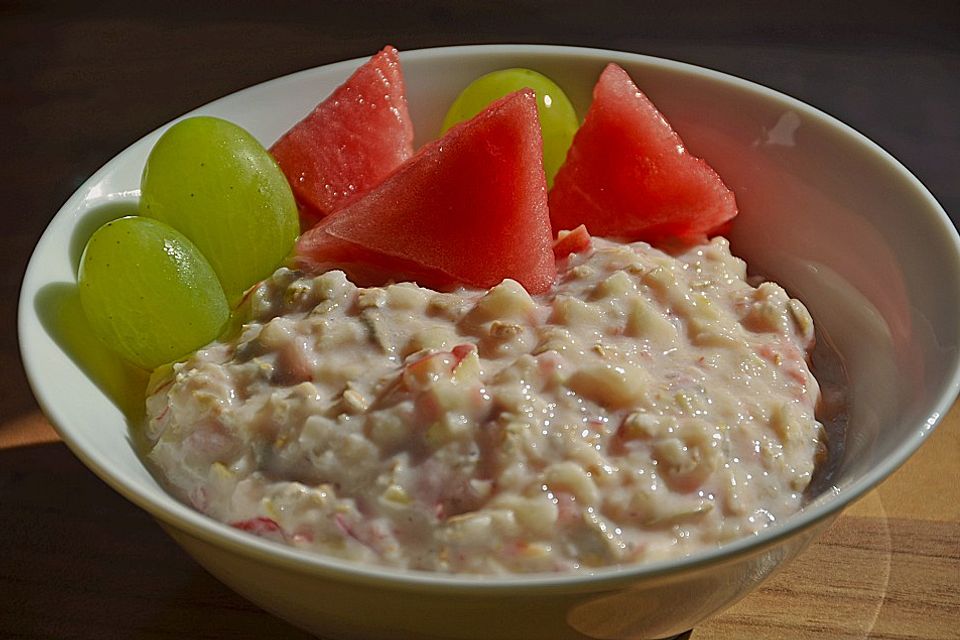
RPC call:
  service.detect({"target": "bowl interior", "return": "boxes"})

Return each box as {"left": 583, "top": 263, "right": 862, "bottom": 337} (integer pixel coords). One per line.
{"left": 19, "top": 45, "right": 960, "bottom": 584}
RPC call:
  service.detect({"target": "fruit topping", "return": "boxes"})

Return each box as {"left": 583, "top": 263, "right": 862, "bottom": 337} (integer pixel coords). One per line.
{"left": 549, "top": 63, "right": 737, "bottom": 244}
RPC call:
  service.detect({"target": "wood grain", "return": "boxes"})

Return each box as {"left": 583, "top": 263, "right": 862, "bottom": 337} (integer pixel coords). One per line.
{"left": 1, "top": 411, "right": 956, "bottom": 639}
{"left": 2, "top": 2, "right": 958, "bottom": 638}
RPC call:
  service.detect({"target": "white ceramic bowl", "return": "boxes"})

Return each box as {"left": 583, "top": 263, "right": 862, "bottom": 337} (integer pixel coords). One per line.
{"left": 19, "top": 45, "right": 960, "bottom": 640}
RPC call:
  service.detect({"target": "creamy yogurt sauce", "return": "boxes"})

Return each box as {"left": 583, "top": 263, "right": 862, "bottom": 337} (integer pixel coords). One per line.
{"left": 146, "top": 237, "right": 824, "bottom": 573}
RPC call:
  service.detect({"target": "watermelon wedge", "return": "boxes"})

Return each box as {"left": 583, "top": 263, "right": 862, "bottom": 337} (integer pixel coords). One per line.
{"left": 296, "top": 89, "right": 556, "bottom": 294}
{"left": 270, "top": 46, "right": 414, "bottom": 227}
{"left": 549, "top": 63, "right": 737, "bottom": 243}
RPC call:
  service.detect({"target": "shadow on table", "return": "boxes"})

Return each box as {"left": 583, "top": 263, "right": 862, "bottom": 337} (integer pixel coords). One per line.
{"left": 0, "top": 441, "right": 313, "bottom": 639}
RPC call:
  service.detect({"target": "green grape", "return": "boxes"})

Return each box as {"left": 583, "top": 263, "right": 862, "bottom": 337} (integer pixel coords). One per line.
{"left": 441, "top": 68, "right": 579, "bottom": 187}
{"left": 140, "top": 116, "right": 299, "bottom": 304}
{"left": 78, "top": 216, "right": 229, "bottom": 370}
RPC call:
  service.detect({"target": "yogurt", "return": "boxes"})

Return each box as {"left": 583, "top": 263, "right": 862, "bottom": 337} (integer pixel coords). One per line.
{"left": 146, "top": 237, "right": 824, "bottom": 573}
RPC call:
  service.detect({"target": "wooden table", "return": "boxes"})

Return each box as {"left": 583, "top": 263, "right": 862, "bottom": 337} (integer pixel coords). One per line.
{"left": 2, "top": 2, "right": 958, "bottom": 638}
{"left": 2, "top": 393, "right": 957, "bottom": 639}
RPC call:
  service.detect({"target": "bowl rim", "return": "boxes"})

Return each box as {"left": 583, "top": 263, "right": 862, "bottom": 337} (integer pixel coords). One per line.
{"left": 19, "top": 42, "right": 960, "bottom": 592}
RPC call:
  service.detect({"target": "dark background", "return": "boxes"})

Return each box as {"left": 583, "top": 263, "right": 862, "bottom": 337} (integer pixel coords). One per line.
{"left": 1, "top": 1, "right": 957, "bottom": 637}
